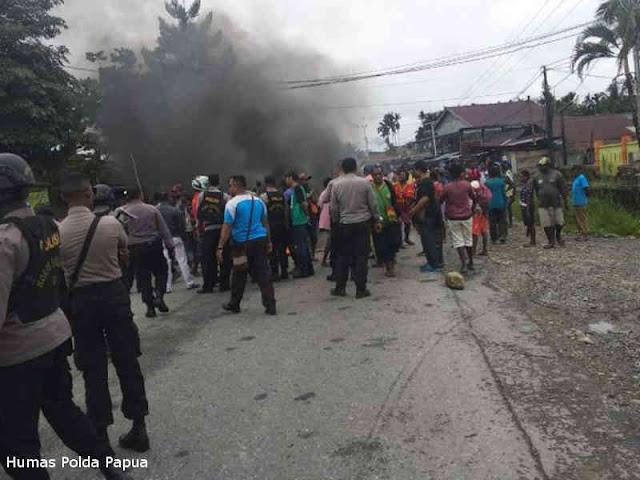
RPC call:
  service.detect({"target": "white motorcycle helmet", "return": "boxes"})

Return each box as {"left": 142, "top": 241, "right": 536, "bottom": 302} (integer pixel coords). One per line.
{"left": 191, "top": 175, "right": 209, "bottom": 192}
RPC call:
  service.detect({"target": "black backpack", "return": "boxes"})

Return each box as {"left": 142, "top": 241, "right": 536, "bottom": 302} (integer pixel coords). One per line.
{"left": 266, "top": 191, "right": 286, "bottom": 226}
{"left": 197, "top": 191, "right": 226, "bottom": 224}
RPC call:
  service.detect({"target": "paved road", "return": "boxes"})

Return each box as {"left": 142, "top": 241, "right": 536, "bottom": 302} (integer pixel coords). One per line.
{"left": 6, "top": 243, "right": 592, "bottom": 480}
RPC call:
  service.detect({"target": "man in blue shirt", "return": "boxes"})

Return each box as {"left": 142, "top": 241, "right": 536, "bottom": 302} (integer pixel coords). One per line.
{"left": 571, "top": 166, "right": 590, "bottom": 238}
{"left": 216, "top": 175, "right": 276, "bottom": 315}
{"left": 485, "top": 165, "right": 508, "bottom": 244}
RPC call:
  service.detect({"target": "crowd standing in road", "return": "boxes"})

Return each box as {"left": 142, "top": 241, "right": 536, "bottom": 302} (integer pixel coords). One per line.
{"left": 0, "top": 150, "right": 586, "bottom": 480}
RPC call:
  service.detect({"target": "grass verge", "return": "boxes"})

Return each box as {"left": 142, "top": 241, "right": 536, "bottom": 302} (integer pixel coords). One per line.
{"left": 514, "top": 195, "right": 640, "bottom": 237}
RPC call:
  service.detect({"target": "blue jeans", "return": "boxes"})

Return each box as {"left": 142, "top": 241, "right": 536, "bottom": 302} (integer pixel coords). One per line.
{"left": 418, "top": 217, "right": 444, "bottom": 268}
{"left": 291, "top": 225, "right": 312, "bottom": 274}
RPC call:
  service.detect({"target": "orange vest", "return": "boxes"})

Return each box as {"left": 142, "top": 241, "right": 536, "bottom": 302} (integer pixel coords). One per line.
{"left": 393, "top": 181, "right": 416, "bottom": 211}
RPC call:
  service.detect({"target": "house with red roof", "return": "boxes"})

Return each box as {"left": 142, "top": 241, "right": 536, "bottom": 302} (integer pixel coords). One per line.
{"left": 415, "top": 100, "right": 636, "bottom": 173}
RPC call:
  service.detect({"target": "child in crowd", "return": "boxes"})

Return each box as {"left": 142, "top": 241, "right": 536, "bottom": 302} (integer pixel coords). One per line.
{"left": 471, "top": 180, "right": 489, "bottom": 256}
{"left": 519, "top": 169, "right": 536, "bottom": 247}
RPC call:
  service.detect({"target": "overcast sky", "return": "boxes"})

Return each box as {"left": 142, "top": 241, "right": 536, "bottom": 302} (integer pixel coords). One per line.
{"left": 58, "top": 0, "right": 619, "bottom": 150}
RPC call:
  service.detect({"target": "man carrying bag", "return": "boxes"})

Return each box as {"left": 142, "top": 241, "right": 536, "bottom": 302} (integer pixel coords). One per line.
{"left": 59, "top": 173, "right": 150, "bottom": 455}
{"left": 216, "top": 175, "right": 276, "bottom": 315}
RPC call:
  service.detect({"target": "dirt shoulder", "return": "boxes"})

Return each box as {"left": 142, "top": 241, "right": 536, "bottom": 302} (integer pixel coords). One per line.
{"left": 484, "top": 227, "right": 640, "bottom": 478}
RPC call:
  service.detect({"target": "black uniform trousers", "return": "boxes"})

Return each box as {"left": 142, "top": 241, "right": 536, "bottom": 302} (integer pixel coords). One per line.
{"left": 69, "top": 279, "right": 148, "bottom": 429}
{"left": 0, "top": 341, "right": 113, "bottom": 479}
{"left": 269, "top": 225, "right": 289, "bottom": 278}
{"left": 335, "top": 220, "right": 371, "bottom": 292}
{"left": 202, "top": 229, "right": 231, "bottom": 291}
{"left": 372, "top": 222, "right": 402, "bottom": 263}
{"left": 230, "top": 237, "right": 276, "bottom": 309}
{"left": 128, "top": 238, "right": 167, "bottom": 306}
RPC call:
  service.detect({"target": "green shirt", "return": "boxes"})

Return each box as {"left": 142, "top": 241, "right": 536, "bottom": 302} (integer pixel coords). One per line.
{"left": 372, "top": 182, "right": 397, "bottom": 227}
{"left": 290, "top": 185, "right": 309, "bottom": 227}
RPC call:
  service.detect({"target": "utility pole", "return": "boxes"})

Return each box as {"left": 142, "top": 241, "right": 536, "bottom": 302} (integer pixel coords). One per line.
{"left": 561, "top": 111, "right": 568, "bottom": 166}
{"left": 633, "top": 47, "right": 640, "bottom": 137}
{"left": 542, "top": 66, "right": 555, "bottom": 160}
{"left": 430, "top": 122, "right": 438, "bottom": 157}
{"left": 357, "top": 123, "right": 370, "bottom": 162}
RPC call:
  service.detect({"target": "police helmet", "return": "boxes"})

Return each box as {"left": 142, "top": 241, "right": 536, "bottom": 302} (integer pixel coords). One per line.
{"left": 0, "top": 153, "right": 36, "bottom": 191}
{"left": 192, "top": 175, "right": 209, "bottom": 192}
{"left": 94, "top": 184, "right": 115, "bottom": 203}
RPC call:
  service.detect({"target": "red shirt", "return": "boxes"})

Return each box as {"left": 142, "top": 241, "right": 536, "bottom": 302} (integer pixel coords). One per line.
{"left": 440, "top": 180, "right": 475, "bottom": 220}
{"left": 393, "top": 181, "right": 415, "bottom": 212}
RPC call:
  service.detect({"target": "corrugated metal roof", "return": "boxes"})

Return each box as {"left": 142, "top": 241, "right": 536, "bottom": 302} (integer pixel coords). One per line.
{"left": 445, "top": 100, "right": 545, "bottom": 127}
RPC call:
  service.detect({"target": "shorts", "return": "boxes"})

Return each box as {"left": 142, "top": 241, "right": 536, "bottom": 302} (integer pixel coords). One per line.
{"left": 472, "top": 212, "right": 488, "bottom": 236}
{"left": 521, "top": 205, "right": 535, "bottom": 227}
{"left": 538, "top": 207, "right": 564, "bottom": 228}
{"left": 448, "top": 218, "right": 473, "bottom": 249}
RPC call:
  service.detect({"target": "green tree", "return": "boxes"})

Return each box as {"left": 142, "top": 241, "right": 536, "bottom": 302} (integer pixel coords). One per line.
{"left": 0, "top": 0, "right": 82, "bottom": 180}
{"left": 572, "top": 1, "right": 640, "bottom": 136}
{"left": 415, "top": 110, "right": 441, "bottom": 141}
{"left": 164, "top": 0, "right": 201, "bottom": 29}
{"left": 87, "top": 0, "right": 235, "bottom": 184}
{"left": 377, "top": 112, "right": 401, "bottom": 150}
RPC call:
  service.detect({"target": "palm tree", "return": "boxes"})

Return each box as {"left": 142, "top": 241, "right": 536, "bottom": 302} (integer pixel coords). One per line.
{"left": 572, "top": 0, "right": 640, "bottom": 136}
{"left": 378, "top": 112, "right": 402, "bottom": 150}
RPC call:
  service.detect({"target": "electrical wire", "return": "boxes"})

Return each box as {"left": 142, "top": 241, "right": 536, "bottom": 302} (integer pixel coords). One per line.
{"left": 513, "top": 70, "right": 544, "bottom": 99}
{"left": 284, "top": 21, "right": 593, "bottom": 87}
{"left": 481, "top": 0, "right": 571, "bottom": 93}
{"left": 552, "top": 71, "right": 574, "bottom": 89}
{"left": 319, "top": 91, "right": 521, "bottom": 110}
{"left": 287, "top": 33, "right": 585, "bottom": 89}
{"left": 461, "top": 0, "right": 556, "bottom": 100}
{"left": 550, "top": 68, "right": 621, "bottom": 80}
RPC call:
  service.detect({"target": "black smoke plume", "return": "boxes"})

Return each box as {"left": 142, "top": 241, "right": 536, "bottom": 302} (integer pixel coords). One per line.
{"left": 75, "top": 1, "right": 366, "bottom": 190}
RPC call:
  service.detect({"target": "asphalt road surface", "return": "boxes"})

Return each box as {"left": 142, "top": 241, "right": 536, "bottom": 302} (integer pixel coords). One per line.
{"left": 3, "top": 242, "right": 614, "bottom": 480}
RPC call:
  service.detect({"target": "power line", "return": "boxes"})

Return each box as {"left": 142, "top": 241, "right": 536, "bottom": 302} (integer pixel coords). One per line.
{"left": 513, "top": 70, "right": 543, "bottom": 99}
{"left": 320, "top": 91, "right": 521, "bottom": 110}
{"left": 461, "top": 0, "right": 556, "bottom": 100}
{"left": 549, "top": 0, "right": 588, "bottom": 31}
{"left": 481, "top": 0, "right": 570, "bottom": 93}
{"left": 552, "top": 71, "right": 574, "bottom": 89}
{"left": 284, "top": 21, "right": 593, "bottom": 88}
{"left": 550, "top": 68, "right": 620, "bottom": 80}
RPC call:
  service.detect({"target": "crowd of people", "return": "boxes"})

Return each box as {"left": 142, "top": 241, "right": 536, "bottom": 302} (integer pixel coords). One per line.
{"left": 0, "top": 151, "right": 590, "bottom": 480}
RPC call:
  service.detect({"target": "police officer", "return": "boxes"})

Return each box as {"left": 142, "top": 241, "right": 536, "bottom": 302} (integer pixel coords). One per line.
{"left": 59, "top": 172, "right": 150, "bottom": 454}
{"left": 121, "top": 187, "right": 175, "bottom": 318}
{"left": 195, "top": 174, "right": 231, "bottom": 293}
{"left": 93, "top": 183, "right": 117, "bottom": 217}
{"left": 260, "top": 176, "right": 289, "bottom": 281}
{"left": 0, "top": 154, "right": 130, "bottom": 480}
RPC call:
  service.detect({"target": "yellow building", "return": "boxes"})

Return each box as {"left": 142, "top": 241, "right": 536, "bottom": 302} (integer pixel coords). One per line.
{"left": 594, "top": 135, "right": 639, "bottom": 176}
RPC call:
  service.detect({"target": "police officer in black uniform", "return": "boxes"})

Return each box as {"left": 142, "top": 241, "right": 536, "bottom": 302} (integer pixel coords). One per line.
{"left": 260, "top": 176, "right": 289, "bottom": 281}
{"left": 59, "top": 173, "right": 150, "bottom": 456}
{"left": 196, "top": 174, "right": 231, "bottom": 293}
{"left": 0, "top": 154, "right": 131, "bottom": 480}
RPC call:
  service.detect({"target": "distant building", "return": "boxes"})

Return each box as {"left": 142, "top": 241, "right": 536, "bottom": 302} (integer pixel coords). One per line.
{"left": 407, "top": 100, "right": 636, "bottom": 175}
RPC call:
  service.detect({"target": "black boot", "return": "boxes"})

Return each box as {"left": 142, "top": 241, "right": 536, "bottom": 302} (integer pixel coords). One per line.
{"left": 355, "top": 289, "right": 371, "bottom": 299}
{"left": 222, "top": 302, "right": 241, "bottom": 314}
{"left": 555, "top": 225, "right": 565, "bottom": 247}
{"left": 145, "top": 304, "right": 156, "bottom": 318}
{"left": 330, "top": 287, "right": 346, "bottom": 297}
{"left": 154, "top": 296, "right": 169, "bottom": 313}
{"left": 95, "top": 425, "right": 116, "bottom": 458}
{"left": 264, "top": 303, "right": 277, "bottom": 315}
{"left": 543, "top": 227, "right": 555, "bottom": 249}
{"left": 118, "top": 418, "right": 150, "bottom": 453}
